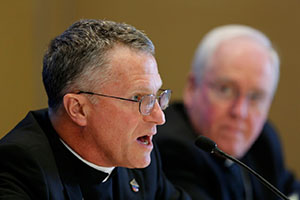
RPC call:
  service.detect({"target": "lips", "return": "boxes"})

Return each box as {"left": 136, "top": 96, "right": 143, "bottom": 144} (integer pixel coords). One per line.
{"left": 136, "top": 133, "right": 156, "bottom": 148}
{"left": 136, "top": 128, "right": 156, "bottom": 148}
{"left": 222, "top": 123, "right": 246, "bottom": 133}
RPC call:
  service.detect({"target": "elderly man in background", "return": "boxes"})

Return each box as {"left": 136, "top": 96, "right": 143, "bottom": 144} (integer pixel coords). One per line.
{"left": 155, "top": 24, "right": 300, "bottom": 200}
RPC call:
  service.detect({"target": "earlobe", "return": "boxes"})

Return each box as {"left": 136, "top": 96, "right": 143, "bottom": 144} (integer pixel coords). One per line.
{"left": 63, "top": 94, "right": 87, "bottom": 126}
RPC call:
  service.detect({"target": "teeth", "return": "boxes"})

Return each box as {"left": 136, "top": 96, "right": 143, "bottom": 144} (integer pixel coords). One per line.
{"left": 139, "top": 136, "right": 149, "bottom": 145}
{"left": 141, "top": 140, "right": 149, "bottom": 145}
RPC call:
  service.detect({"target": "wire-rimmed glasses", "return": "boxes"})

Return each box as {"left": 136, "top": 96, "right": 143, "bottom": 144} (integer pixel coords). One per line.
{"left": 77, "top": 89, "right": 171, "bottom": 116}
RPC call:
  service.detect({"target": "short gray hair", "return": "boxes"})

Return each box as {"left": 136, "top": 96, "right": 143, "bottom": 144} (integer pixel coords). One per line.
{"left": 192, "top": 24, "right": 280, "bottom": 90}
{"left": 42, "top": 19, "right": 154, "bottom": 110}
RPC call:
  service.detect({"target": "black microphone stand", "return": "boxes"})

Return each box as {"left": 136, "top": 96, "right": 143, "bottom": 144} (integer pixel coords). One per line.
{"left": 212, "top": 145, "right": 290, "bottom": 200}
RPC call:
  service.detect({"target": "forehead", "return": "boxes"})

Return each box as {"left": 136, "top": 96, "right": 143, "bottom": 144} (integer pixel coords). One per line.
{"left": 205, "top": 38, "right": 276, "bottom": 91}
{"left": 105, "top": 45, "right": 162, "bottom": 92}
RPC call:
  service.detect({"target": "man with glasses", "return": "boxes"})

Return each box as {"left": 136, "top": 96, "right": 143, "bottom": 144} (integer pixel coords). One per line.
{"left": 0, "top": 19, "right": 190, "bottom": 200}
{"left": 155, "top": 25, "right": 300, "bottom": 199}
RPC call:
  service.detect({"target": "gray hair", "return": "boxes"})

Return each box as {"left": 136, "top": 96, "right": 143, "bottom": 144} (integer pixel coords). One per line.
{"left": 42, "top": 19, "right": 155, "bottom": 110}
{"left": 191, "top": 24, "right": 280, "bottom": 90}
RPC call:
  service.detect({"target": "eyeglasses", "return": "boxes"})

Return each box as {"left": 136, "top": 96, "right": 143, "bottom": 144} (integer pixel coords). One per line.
{"left": 205, "top": 81, "right": 267, "bottom": 107}
{"left": 77, "top": 89, "right": 172, "bottom": 116}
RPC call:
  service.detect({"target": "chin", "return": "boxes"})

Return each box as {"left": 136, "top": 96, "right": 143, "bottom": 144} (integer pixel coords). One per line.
{"left": 132, "top": 157, "right": 151, "bottom": 169}
{"left": 219, "top": 145, "right": 237, "bottom": 157}
{"left": 226, "top": 147, "right": 246, "bottom": 159}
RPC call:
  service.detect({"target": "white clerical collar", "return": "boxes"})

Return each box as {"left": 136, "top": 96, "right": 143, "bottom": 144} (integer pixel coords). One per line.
{"left": 60, "top": 139, "right": 115, "bottom": 182}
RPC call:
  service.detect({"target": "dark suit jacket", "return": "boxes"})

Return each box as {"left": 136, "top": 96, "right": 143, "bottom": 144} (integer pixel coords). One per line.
{"left": 155, "top": 103, "right": 300, "bottom": 200}
{"left": 0, "top": 109, "right": 191, "bottom": 200}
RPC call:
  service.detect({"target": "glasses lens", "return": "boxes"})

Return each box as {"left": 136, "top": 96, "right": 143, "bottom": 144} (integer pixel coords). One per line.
{"left": 140, "top": 95, "right": 156, "bottom": 115}
{"left": 159, "top": 90, "right": 171, "bottom": 110}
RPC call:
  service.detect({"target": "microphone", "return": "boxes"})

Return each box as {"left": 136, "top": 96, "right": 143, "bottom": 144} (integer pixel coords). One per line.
{"left": 195, "top": 135, "right": 290, "bottom": 200}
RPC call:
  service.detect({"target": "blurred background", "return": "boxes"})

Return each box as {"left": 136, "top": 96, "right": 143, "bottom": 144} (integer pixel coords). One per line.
{"left": 1, "top": 0, "right": 300, "bottom": 176}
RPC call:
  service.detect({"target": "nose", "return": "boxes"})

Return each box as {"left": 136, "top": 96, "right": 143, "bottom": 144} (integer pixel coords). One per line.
{"left": 230, "top": 96, "right": 249, "bottom": 119}
{"left": 143, "top": 100, "right": 166, "bottom": 125}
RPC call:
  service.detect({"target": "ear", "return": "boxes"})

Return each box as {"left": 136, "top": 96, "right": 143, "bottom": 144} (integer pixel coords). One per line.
{"left": 183, "top": 73, "right": 197, "bottom": 108}
{"left": 63, "top": 93, "right": 88, "bottom": 126}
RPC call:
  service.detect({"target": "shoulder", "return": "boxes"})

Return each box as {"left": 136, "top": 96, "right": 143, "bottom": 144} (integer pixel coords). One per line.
{"left": 0, "top": 109, "right": 56, "bottom": 167}
{"left": 156, "top": 102, "right": 196, "bottom": 144}
{"left": 244, "top": 121, "right": 286, "bottom": 178}
{"left": 155, "top": 102, "right": 209, "bottom": 171}
{"left": 249, "top": 121, "right": 282, "bottom": 156}
{"left": 1, "top": 109, "right": 49, "bottom": 144}
{"left": 0, "top": 109, "right": 63, "bottom": 199}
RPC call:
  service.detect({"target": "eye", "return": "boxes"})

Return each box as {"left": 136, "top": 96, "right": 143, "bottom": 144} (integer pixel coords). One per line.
{"left": 132, "top": 95, "right": 142, "bottom": 101}
{"left": 215, "top": 83, "right": 235, "bottom": 98}
{"left": 248, "top": 92, "right": 264, "bottom": 103}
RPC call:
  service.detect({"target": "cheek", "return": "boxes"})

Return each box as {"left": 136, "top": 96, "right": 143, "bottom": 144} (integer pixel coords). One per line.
{"left": 198, "top": 97, "right": 227, "bottom": 129}
{"left": 93, "top": 102, "right": 139, "bottom": 141}
{"left": 240, "top": 109, "right": 268, "bottom": 154}
{"left": 105, "top": 109, "right": 139, "bottom": 135}
{"left": 95, "top": 106, "right": 141, "bottom": 157}
{"left": 189, "top": 92, "right": 219, "bottom": 136}
{"left": 248, "top": 114, "right": 266, "bottom": 139}
{"left": 248, "top": 103, "right": 270, "bottom": 134}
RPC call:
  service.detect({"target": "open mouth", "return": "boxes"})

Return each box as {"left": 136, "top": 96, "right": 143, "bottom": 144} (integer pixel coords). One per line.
{"left": 137, "top": 135, "right": 151, "bottom": 145}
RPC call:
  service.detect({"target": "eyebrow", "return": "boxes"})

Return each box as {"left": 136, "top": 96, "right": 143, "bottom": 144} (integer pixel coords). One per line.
{"left": 131, "top": 85, "right": 163, "bottom": 94}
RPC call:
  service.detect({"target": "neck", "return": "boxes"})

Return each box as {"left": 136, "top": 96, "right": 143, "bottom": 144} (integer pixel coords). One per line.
{"left": 49, "top": 107, "right": 82, "bottom": 155}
